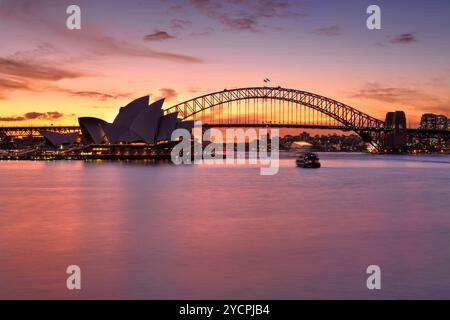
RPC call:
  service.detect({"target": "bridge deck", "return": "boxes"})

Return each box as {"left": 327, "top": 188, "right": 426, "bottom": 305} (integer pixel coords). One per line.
{"left": 1, "top": 125, "right": 448, "bottom": 138}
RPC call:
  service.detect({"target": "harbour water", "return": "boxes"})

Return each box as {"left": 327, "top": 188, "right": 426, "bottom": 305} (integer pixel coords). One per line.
{"left": 0, "top": 153, "right": 449, "bottom": 299}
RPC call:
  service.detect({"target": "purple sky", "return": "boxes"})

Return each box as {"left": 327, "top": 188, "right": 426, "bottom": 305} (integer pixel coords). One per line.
{"left": 0, "top": 0, "right": 449, "bottom": 126}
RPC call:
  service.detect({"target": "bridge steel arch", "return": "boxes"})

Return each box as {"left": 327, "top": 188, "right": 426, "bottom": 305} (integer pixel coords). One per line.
{"left": 165, "top": 87, "right": 385, "bottom": 146}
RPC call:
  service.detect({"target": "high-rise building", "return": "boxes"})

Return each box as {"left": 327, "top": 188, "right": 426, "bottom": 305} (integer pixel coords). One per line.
{"left": 420, "top": 114, "right": 435, "bottom": 129}
{"left": 436, "top": 115, "right": 448, "bottom": 130}
{"left": 420, "top": 113, "right": 448, "bottom": 130}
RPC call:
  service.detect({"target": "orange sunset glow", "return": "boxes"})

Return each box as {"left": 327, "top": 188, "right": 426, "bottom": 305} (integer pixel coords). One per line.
{"left": 1, "top": 0, "right": 450, "bottom": 303}
{"left": 0, "top": 0, "right": 449, "bottom": 128}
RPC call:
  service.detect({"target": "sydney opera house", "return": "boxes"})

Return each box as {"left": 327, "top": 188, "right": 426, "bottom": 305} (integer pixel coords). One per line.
{"left": 40, "top": 96, "right": 194, "bottom": 148}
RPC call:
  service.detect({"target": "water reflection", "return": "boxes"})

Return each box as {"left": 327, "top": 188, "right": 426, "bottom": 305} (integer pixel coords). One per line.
{"left": 0, "top": 154, "right": 449, "bottom": 299}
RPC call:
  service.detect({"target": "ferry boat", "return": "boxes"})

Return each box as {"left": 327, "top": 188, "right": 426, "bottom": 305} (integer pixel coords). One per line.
{"left": 296, "top": 152, "right": 321, "bottom": 168}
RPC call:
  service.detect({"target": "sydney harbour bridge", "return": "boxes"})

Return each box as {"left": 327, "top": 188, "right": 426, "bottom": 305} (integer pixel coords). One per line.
{"left": 1, "top": 87, "right": 448, "bottom": 150}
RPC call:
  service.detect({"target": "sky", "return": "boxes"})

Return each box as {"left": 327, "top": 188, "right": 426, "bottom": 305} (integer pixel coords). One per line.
{"left": 0, "top": 0, "right": 449, "bottom": 127}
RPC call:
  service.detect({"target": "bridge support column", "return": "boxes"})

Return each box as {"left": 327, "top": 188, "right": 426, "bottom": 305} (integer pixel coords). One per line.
{"left": 383, "top": 111, "right": 407, "bottom": 152}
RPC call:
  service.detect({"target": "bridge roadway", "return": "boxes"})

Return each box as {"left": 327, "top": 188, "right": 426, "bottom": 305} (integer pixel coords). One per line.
{"left": 0, "top": 125, "right": 448, "bottom": 139}
{"left": 0, "top": 126, "right": 81, "bottom": 137}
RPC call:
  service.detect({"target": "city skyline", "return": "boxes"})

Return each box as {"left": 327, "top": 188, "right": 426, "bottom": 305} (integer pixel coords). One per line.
{"left": 1, "top": 1, "right": 450, "bottom": 302}
{"left": 0, "top": 0, "right": 449, "bottom": 127}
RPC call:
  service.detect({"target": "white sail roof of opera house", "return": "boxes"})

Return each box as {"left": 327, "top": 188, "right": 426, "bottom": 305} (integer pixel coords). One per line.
{"left": 78, "top": 96, "right": 195, "bottom": 145}
{"left": 39, "top": 130, "right": 78, "bottom": 147}
{"left": 156, "top": 111, "right": 179, "bottom": 141}
{"left": 129, "top": 98, "right": 164, "bottom": 145}
{"left": 113, "top": 96, "right": 150, "bottom": 128}
{"left": 78, "top": 117, "right": 108, "bottom": 144}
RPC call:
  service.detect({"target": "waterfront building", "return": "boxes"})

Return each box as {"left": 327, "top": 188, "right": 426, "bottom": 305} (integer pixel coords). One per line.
{"left": 420, "top": 114, "right": 448, "bottom": 130}
{"left": 436, "top": 115, "right": 448, "bottom": 130}
{"left": 39, "top": 130, "right": 78, "bottom": 148}
{"left": 78, "top": 96, "right": 194, "bottom": 146}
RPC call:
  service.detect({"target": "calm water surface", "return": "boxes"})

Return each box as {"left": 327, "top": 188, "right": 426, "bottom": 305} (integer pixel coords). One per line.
{"left": 0, "top": 153, "right": 449, "bottom": 299}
